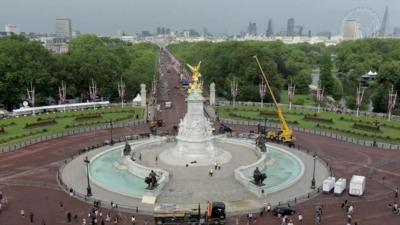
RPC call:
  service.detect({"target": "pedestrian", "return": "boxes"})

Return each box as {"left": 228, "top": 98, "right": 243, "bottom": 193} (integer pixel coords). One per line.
{"left": 105, "top": 214, "right": 111, "bottom": 222}
{"left": 347, "top": 214, "right": 352, "bottom": 223}
{"left": 267, "top": 203, "right": 271, "bottom": 214}
{"left": 298, "top": 213, "right": 303, "bottom": 224}
{"left": 395, "top": 187, "right": 399, "bottom": 198}
{"left": 74, "top": 214, "right": 79, "bottom": 222}
{"left": 131, "top": 215, "right": 136, "bottom": 225}
{"left": 67, "top": 212, "right": 72, "bottom": 222}
{"left": 214, "top": 161, "right": 218, "bottom": 170}
{"left": 287, "top": 219, "right": 294, "bottom": 225}
{"left": 59, "top": 201, "right": 64, "bottom": 209}
{"left": 136, "top": 206, "right": 139, "bottom": 213}
{"left": 82, "top": 218, "right": 86, "bottom": 225}
{"left": 113, "top": 216, "right": 118, "bottom": 224}
{"left": 30, "top": 212, "right": 34, "bottom": 223}
{"left": 348, "top": 205, "right": 354, "bottom": 215}
{"left": 20, "top": 209, "right": 25, "bottom": 218}
{"left": 209, "top": 168, "right": 214, "bottom": 176}
{"left": 101, "top": 219, "right": 105, "bottom": 225}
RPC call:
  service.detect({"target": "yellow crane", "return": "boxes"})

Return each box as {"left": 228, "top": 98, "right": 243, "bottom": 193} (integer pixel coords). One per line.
{"left": 253, "top": 55, "right": 295, "bottom": 146}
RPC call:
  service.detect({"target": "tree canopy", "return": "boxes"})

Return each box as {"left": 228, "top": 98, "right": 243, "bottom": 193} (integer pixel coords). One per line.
{"left": 0, "top": 35, "right": 159, "bottom": 110}
{"left": 168, "top": 41, "right": 317, "bottom": 102}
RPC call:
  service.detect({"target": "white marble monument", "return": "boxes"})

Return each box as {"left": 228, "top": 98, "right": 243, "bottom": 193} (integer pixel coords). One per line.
{"left": 159, "top": 63, "right": 231, "bottom": 166}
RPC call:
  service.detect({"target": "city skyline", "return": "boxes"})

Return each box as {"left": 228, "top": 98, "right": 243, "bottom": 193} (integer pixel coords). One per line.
{"left": 0, "top": 0, "right": 399, "bottom": 36}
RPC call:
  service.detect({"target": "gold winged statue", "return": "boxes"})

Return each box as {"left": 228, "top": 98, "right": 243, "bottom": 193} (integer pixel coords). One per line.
{"left": 187, "top": 61, "right": 202, "bottom": 93}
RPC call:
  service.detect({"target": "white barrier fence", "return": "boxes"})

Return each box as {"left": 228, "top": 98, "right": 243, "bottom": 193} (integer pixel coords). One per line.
{"left": 217, "top": 100, "right": 400, "bottom": 121}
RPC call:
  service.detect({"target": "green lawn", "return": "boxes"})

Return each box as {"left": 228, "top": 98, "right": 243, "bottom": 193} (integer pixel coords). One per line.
{"left": 0, "top": 107, "right": 144, "bottom": 146}
{"left": 217, "top": 105, "right": 400, "bottom": 144}
{"left": 279, "top": 90, "right": 317, "bottom": 106}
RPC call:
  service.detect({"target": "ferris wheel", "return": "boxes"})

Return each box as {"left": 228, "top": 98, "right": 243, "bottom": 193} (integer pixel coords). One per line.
{"left": 341, "top": 6, "right": 381, "bottom": 38}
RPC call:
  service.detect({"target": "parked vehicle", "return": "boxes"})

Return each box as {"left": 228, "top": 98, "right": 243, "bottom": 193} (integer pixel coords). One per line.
{"left": 349, "top": 175, "right": 366, "bottom": 196}
{"left": 322, "top": 177, "right": 336, "bottom": 193}
{"left": 272, "top": 206, "right": 296, "bottom": 216}
{"left": 334, "top": 178, "right": 347, "bottom": 195}
{"left": 154, "top": 202, "right": 226, "bottom": 225}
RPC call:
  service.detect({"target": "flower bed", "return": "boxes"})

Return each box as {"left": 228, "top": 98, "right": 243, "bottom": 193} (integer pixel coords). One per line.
{"left": 353, "top": 122, "right": 381, "bottom": 132}
{"left": 260, "top": 111, "right": 278, "bottom": 116}
{"left": 0, "top": 128, "right": 48, "bottom": 144}
{"left": 303, "top": 115, "right": 333, "bottom": 124}
{"left": 25, "top": 119, "right": 57, "bottom": 129}
{"left": 75, "top": 114, "right": 102, "bottom": 121}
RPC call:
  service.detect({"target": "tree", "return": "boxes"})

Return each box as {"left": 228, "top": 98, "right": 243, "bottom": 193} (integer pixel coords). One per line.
{"left": 293, "top": 70, "right": 312, "bottom": 94}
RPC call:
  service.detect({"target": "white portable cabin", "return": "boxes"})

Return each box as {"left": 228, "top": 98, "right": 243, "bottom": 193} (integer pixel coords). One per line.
{"left": 322, "top": 176, "right": 336, "bottom": 193}
{"left": 334, "top": 178, "right": 347, "bottom": 195}
{"left": 349, "top": 175, "right": 366, "bottom": 196}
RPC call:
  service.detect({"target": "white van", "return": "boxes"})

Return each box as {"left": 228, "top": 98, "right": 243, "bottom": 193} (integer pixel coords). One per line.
{"left": 334, "top": 178, "right": 347, "bottom": 195}
{"left": 322, "top": 177, "right": 336, "bottom": 193}
{"left": 349, "top": 175, "right": 366, "bottom": 196}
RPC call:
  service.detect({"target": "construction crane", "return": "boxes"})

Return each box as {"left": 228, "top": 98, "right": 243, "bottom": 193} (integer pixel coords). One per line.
{"left": 253, "top": 55, "right": 295, "bottom": 146}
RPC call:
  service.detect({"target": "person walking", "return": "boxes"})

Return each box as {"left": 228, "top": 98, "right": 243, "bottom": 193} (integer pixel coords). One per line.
{"left": 67, "top": 211, "right": 72, "bottom": 223}
{"left": 209, "top": 168, "right": 214, "bottom": 177}
{"left": 298, "top": 213, "right": 303, "bottom": 224}
{"left": 20, "top": 209, "right": 25, "bottom": 218}
{"left": 131, "top": 215, "right": 136, "bottom": 225}
{"left": 29, "top": 212, "right": 34, "bottom": 223}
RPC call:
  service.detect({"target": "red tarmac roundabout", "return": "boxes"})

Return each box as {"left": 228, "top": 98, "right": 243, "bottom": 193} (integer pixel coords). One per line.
{"left": 0, "top": 123, "right": 399, "bottom": 225}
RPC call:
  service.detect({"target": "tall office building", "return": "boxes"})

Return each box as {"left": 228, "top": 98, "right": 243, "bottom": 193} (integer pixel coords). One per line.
{"left": 294, "top": 25, "right": 303, "bottom": 36}
{"left": 266, "top": 19, "right": 273, "bottom": 37}
{"left": 56, "top": 18, "right": 72, "bottom": 38}
{"left": 286, "top": 18, "right": 295, "bottom": 37}
{"left": 342, "top": 19, "right": 362, "bottom": 40}
{"left": 379, "top": 6, "right": 389, "bottom": 37}
{"left": 247, "top": 22, "right": 257, "bottom": 36}
{"left": 5, "top": 24, "right": 19, "bottom": 35}
{"left": 393, "top": 27, "right": 400, "bottom": 37}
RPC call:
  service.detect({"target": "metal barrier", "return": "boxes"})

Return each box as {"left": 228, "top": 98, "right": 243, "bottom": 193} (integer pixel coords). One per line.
{"left": 0, "top": 119, "right": 146, "bottom": 154}
{"left": 217, "top": 100, "right": 400, "bottom": 121}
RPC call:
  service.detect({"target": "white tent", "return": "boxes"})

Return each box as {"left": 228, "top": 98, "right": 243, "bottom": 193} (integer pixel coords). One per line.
{"left": 133, "top": 94, "right": 142, "bottom": 102}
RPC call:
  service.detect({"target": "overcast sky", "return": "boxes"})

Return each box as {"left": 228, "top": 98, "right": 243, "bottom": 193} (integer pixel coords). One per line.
{"left": 0, "top": 0, "right": 399, "bottom": 35}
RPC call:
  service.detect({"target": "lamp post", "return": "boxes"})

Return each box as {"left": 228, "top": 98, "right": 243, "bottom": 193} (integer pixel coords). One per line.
{"left": 84, "top": 156, "right": 92, "bottom": 197}
{"left": 373, "top": 120, "right": 379, "bottom": 147}
{"left": 109, "top": 120, "right": 114, "bottom": 145}
{"left": 311, "top": 153, "right": 317, "bottom": 189}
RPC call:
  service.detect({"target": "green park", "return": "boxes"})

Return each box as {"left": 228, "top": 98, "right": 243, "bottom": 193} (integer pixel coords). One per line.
{"left": 0, "top": 107, "right": 144, "bottom": 147}
{"left": 217, "top": 105, "right": 400, "bottom": 144}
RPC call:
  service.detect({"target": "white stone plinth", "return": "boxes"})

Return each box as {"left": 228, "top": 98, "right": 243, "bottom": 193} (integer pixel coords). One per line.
{"left": 159, "top": 90, "right": 232, "bottom": 166}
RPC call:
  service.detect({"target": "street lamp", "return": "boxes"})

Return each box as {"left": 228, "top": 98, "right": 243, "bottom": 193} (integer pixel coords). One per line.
{"left": 109, "top": 120, "right": 114, "bottom": 145}
{"left": 84, "top": 156, "right": 92, "bottom": 197}
{"left": 311, "top": 153, "right": 317, "bottom": 189}
{"left": 373, "top": 120, "right": 379, "bottom": 147}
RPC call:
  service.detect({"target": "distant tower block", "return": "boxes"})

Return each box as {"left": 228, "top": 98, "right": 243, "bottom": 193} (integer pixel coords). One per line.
{"left": 210, "top": 82, "right": 216, "bottom": 106}
{"left": 140, "top": 84, "right": 146, "bottom": 107}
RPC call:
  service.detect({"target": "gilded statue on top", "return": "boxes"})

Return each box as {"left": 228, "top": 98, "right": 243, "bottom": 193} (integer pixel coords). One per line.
{"left": 187, "top": 61, "right": 202, "bottom": 93}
